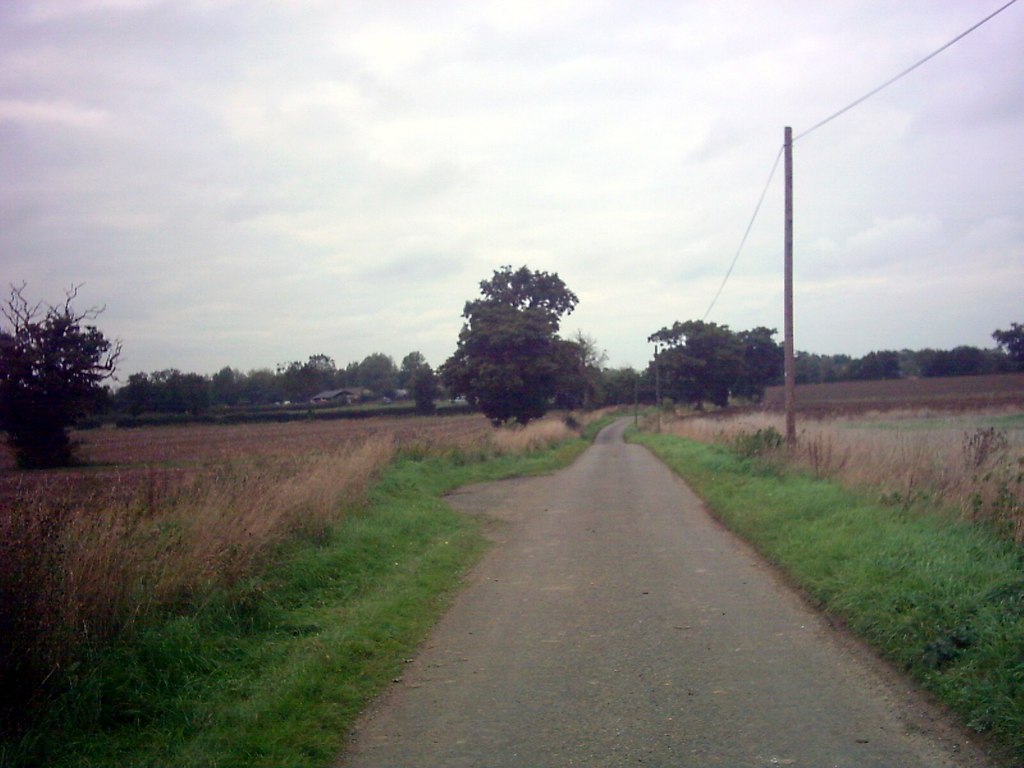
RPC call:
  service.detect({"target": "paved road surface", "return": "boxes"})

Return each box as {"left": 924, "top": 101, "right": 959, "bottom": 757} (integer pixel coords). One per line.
{"left": 339, "top": 419, "right": 993, "bottom": 767}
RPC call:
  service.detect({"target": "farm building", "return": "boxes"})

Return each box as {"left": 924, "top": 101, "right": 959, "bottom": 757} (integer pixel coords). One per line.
{"left": 309, "top": 388, "right": 371, "bottom": 404}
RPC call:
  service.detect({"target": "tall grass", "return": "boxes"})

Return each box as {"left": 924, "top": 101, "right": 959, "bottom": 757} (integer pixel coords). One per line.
{"left": 660, "top": 409, "right": 1024, "bottom": 543}
{"left": 1, "top": 438, "right": 396, "bottom": 726}
{"left": 0, "top": 413, "right": 591, "bottom": 737}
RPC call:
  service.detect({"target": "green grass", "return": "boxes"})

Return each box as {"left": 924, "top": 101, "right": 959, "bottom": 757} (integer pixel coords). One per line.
{"left": 2, "top": 433, "right": 593, "bottom": 768}
{"left": 841, "top": 411, "right": 1024, "bottom": 432}
{"left": 631, "top": 430, "right": 1024, "bottom": 764}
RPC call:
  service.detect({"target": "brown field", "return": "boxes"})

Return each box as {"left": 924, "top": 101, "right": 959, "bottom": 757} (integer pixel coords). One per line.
{"left": 658, "top": 404, "right": 1024, "bottom": 544}
{"left": 762, "top": 372, "right": 1024, "bottom": 415}
{"left": 0, "top": 414, "right": 495, "bottom": 510}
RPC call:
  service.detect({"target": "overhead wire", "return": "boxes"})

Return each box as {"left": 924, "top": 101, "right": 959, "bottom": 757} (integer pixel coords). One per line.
{"left": 701, "top": 0, "right": 1018, "bottom": 320}
{"left": 701, "top": 145, "right": 783, "bottom": 321}
{"left": 794, "top": 0, "right": 1018, "bottom": 142}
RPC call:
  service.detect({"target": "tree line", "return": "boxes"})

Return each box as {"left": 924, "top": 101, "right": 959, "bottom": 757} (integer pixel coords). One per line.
{"left": 796, "top": 340, "right": 1022, "bottom": 385}
{"left": 2, "top": 274, "right": 1022, "bottom": 468}
{"left": 115, "top": 351, "right": 437, "bottom": 415}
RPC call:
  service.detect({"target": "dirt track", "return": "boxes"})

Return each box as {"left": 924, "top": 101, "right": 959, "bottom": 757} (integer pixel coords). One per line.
{"left": 339, "top": 419, "right": 995, "bottom": 767}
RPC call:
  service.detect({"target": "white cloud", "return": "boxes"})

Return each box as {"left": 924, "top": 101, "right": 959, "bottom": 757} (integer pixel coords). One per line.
{"left": 1, "top": 0, "right": 1021, "bottom": 372}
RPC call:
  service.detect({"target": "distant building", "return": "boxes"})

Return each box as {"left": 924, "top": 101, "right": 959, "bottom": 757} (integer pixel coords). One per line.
{"left": 309, "top": 387, "right": 372, "bottom": 404}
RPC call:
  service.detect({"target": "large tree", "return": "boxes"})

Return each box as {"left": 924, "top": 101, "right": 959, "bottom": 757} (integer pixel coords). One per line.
{"left": 0, "top": 285, "right": 120, "bottom": 468}
{"left": 648, "top": 320, "right": 781, "bottom": 408}
{"left": 441, "top": 265, "right": 579, "bottom": 425}
{"left": 993, "top": 323, "right": 1024, "bottom": 369}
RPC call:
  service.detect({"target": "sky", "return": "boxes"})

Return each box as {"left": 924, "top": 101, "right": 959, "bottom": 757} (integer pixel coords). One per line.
{"left": 2, "top": 0, "right": 1022, "bottom": 376}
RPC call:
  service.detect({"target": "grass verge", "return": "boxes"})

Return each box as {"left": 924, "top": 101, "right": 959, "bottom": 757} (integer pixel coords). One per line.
{"left": 631, "top": 430, "right": 1024, "bottom": 764}
{"left": 1, "top": 430, "right": 594, "bottom": 768}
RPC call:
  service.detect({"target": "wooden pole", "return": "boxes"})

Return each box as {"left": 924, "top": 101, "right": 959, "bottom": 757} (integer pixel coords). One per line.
{"left": 784, "top": 126, "right": 796, "bottom": 449}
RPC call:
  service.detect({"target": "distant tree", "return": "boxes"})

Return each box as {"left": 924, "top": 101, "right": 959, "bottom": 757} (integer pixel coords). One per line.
{"left": 358, "top": 353, "right": 398, "bottom": 398}
{"left": 441, "top": 265, "right": 579, "bottom": 425}
{"left": 848, "top": 350, "right": 902, "bottom": 381}
{"left": 278, "top": 354, "right": 338, "bottom": 401}
{"left": 733, "top": 326, "right": 783, "bottom": 400}
{"left": 241, "top": 368, "right": 284, "bottom": 405}
{"left": 648, "top": 320, "right": 745, "bottom": 408}
{"left": 554, "top": 332, "right": 607, "bottom": 410}
{"left": 993, "top": 323, "right": 1024, "bottom": 369}
{"left": 210, "top": 366, "right": 243, "bottom": 407}
{"left": 0, "top": 284, "right": 120, "bottom": 468}
{"left": 398, "top": 351, "right": 428, "bottom": 390}
{"left": 600, "top": 366, "right": 644, "bottom": 406}
{"left": 409, "top": 363, "right": 438, "bottom": 414}
{"left": 919, "top": 346, "right": 996, "bottom": 377}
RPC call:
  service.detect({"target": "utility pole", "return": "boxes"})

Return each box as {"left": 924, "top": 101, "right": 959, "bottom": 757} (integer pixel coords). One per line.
{"left": 784, "top": 126, "right": 796, "bottom": 449}
{"left": 654, "top": 342, "right": 662, "bottom": 433}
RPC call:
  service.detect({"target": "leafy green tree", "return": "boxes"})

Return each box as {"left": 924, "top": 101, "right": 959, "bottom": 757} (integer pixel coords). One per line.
{"left": 993, "top": 323, "right": 1024, "bottom": 369}
{"left": 0, "top": 285, "right": 120, "bottom": 468}
{"left": 554, "top": 331, "right": 607, "bottom": 410}
{"left": 600, "top": 366, "right": 645, "bottom": 405}
{"left": 648, "top": 320, "right": 744, "bottom": 408}
{"left": 398, "top": 351, "right": 428, "bottom": 390}
{"left": 848, "top": 350, "right": 902, "bottom": 381}
{"left": 240, "top": 368, "right": 284, "bottom": 405}
{"left": 278, "top": 354, "right": 338, "bottom": 401}
{"left": 733, "top": 327, "right": 783, "bottom": 400}
{"left": 211, "top": 366, "right": 243, "bottom": 406}
{"left": 409, "top": 363, "right": 438, "bottom": 414}
{"left": 441, "top": 265, "right": 579, "bottom": 425}
{"left": 358, "top": 353, "right": 398, "bottom": 398}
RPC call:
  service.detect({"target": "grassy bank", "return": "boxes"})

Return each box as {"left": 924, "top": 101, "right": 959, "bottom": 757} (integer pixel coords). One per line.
{"left": 1, "top": 419, "right": 598, "bottom": 767}
{"left": 631, "top": 430, "right": 1024, "bottom": 763}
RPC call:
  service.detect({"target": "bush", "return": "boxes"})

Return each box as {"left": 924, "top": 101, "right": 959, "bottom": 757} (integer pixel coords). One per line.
{"left": 731, "top": 427, "right": 784, "bottom": 458}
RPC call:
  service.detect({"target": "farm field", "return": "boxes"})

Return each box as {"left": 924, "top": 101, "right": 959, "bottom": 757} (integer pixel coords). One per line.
{"left": 763, "top": 372, "right": 1024, "bottom": 415}
{"left": 0, "top": 411, "right": 602, "bottom": 767}
{"left": 0, "top": 412, "right": 493, "bottom": 471}
{"left": 0, "top": 413, "right": 496, "bottom": 511}
{"left": 661, "top": 402, "right": 1024, "bottom": 544}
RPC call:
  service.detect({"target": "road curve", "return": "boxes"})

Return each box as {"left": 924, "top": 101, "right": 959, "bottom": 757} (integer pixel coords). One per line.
{"left": 339, "top": 419, "right": 993, "bottom": 768}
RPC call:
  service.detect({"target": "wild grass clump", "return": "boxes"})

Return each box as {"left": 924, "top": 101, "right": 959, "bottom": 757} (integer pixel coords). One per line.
{"left": 0, "top": 437, "right": 395, "bottom": 733}
{"left": 490, "top": 417, "right": 577, "bottom": 454}
{"left": 663, "top": 409, "right": 1024, "bottom": 544}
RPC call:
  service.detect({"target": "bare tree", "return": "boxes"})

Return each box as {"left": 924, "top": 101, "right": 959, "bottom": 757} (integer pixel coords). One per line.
{"left": 0, "top": 284, "right": 121, "bottom": 468}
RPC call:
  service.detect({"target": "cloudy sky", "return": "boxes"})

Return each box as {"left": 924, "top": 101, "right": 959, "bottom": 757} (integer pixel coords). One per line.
{"left": 2, "top": 0, "right": 1021, "bottom": 376}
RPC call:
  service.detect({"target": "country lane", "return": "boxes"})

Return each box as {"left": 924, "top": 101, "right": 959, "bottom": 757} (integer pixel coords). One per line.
{"left": 338, "top": 418, "right": 993, "bottom": 768}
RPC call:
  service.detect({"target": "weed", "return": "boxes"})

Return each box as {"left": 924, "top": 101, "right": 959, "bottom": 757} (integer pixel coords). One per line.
{"left": 731, "top": 427, "right": 784, "bottom": 458}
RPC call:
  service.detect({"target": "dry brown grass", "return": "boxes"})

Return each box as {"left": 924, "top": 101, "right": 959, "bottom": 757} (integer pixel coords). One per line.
{"left": 661, "top": 409, "right": 1024, "bottom": 543}
{"left": 0, "top": 411, "right": 592, "bottom": 720}
{"left": 0, "top": 415, "right": 501, "bottom": 715}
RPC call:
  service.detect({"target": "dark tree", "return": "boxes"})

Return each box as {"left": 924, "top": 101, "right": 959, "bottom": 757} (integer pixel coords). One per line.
{"left": 398, "top": 351, "right": 428, "bottom": 390}
{"left": 733, "top": 327, "right": 784, "bottom": 400}
{"left": 648, "top": 321, "right": 781, "bottom": 408}
{"left": 848, "top": 350, "right": 902, "bottom": 381}
{"left": 409, "top": 362, "right": 438, "bottom": 414}
{"left": 357, "top": 353, "right": 398, "bottom": 398}
{"left": 649, "top": 320, "right": 744, "bottom": 408}
{"left": 441, "top": 265, "right": 579, "bottom": 425}
{"left": 0, "top": 285, "right": 120, "bottom": 468}
{"left": 993, "top": 323, "right": 1024, "bottom": 369}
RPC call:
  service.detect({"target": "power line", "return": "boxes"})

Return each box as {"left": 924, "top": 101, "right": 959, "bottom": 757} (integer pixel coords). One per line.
{"left": 794, "top": 0, "right": 1018, "bottom": 142}
{"left": 701, "top": 145, "right": 783, "bottom": 321}
{"left": 701, "top": 0, "right": 1017, "bottom": 320}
